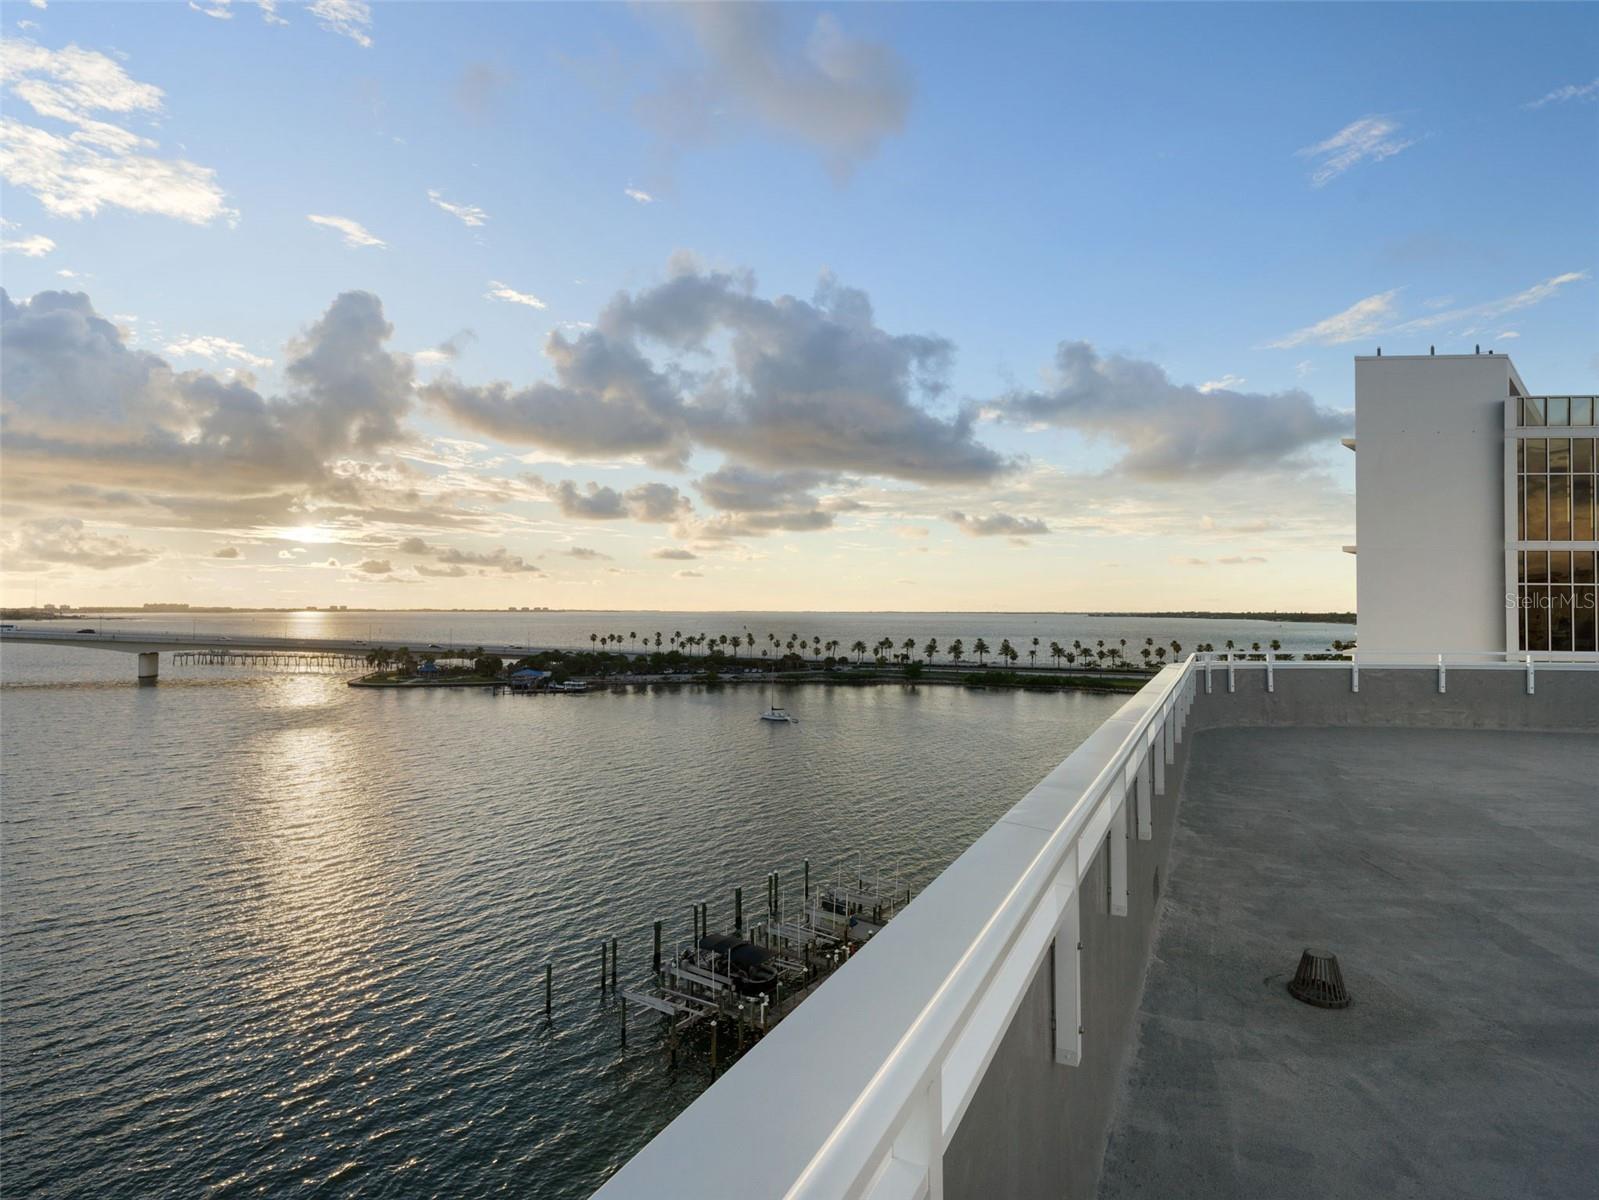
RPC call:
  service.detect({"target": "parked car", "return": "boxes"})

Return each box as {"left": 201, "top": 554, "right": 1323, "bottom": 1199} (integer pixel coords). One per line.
{"left": 76, "top": 628, "right": 96, "bottom": 634}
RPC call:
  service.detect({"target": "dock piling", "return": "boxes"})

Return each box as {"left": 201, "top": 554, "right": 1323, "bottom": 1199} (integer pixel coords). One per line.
{"left": 653, "top": 920, "right": 662, "bottom": 976}
{"left": 610, "top": 936, "right": 618, "bottom": 992}
{"left": 545, "top": 963, "right": 553, "bottom": 1019}
{"left": 735, "top": 886, "right": 743, "bottom": 933}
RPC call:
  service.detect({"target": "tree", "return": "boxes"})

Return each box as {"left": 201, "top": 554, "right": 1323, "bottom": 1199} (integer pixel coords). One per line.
{"left": 1049, "top": 641, "right": 1063, "bottom": 668}
{"left": 999, "top": 638, "right": 1014, "bottom": 666}
{"left": 1029, "top": 636, "right": 1039, "bottom": 668}
{"left": 1155, "top": 646, "right": 1167, "bottom": 663}
{"left": 851, "top": 639, "right": 867, "bottom": 663}
{"left": 1270, "top": 639, "right": 1282, "bottom": 653}
{"left": 590, "top": 633, "right": 598, "bottom": 651}
{"left": 950, "top": 638, "right": 964, "bottom": 664}
{"left": 474, "top": 653, "right": 504, "bottom": 677}
{"left": 973, "top": 638, "right": 990, "bottom": 664}
{"left": 902, "top": 637, "right": 916, "bottom": 663}
{"left": 924, "top": 637, "right": 938, "bottom": 663}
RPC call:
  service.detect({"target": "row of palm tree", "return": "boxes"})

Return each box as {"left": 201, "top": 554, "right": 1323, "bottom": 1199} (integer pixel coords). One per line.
{"left": 578, "top": 631, "right": 1308, "bottom": 671}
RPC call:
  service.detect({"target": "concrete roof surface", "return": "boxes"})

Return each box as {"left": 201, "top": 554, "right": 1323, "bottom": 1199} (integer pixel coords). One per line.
{"left": 1099, "top": 725, "right": 1599, "bottom": 1200}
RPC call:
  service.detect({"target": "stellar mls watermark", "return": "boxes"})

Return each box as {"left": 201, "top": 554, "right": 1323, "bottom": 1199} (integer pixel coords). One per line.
{"left": 1507, "top": 592, "right": 1599, "bottom": 610}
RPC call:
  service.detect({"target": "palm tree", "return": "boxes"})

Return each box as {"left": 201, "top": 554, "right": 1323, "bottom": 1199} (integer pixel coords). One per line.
{"left": 590, "top": 633, "right": 598, "bottom": 651}
{"left": 1251, "top": 642, "right": 1262, "bottom": 653}
{"left": 1269, "top": 638, "right": 1282, "bottom": 654}
{"left": 924, "top": 637, "right": 938, "bottom": 663}
{"left": 1029, "top": 637, "right": 1039, "bottom": 668}
{"left": 1049, "top": 641, "right": 1063, "bottom": 668}
{"left": 654, "top": 632, "right": 663, "bottom": 650}
{"left": 1155, "top": 646, "right": 1167, "bottom": 663}
{"left": 999, "top": 638, "right": 1014, "bottom": 666}
{"left": 1064, "top": 651, "right": 1076, "bottom": 667}
{"left": 851, "top": 639, "right": 867, "bottom": 663}
{"left": 1225, "top": 639, "right": 1235, "bottom": 652}
{"left": 1141, "top": 647, "right": 1152, "bottom": 665}
{"left": 902, "top": 636, "right": 916, "bottom": 663}
{"left": 950, "top": 638, "right": 964, "bottom": 664}
{"left": 973, "top": 637, "right": 990, "bottom": 665}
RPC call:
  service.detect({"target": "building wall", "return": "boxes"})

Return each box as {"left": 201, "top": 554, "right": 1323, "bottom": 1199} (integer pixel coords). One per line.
{"left": 1354, "top": 355, "right": 1514, "bottom": 655}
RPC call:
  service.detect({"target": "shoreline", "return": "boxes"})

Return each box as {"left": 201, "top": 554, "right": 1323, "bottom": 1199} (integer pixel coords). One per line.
{"left": 348, "top": 669, "right": 1151, "bottom": 696}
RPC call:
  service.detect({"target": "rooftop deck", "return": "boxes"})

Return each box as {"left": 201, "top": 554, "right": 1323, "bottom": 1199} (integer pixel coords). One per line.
{"left": 1100, "top": 724, "right": 1599, "bottom": 1200}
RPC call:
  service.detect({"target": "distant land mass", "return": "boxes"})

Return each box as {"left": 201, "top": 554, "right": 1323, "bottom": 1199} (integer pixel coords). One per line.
{"left": 1086, "top": 611, "right": 1356, "bottom": 624}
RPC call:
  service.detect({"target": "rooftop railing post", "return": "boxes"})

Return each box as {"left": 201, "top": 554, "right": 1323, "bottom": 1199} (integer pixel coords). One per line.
{"left": 1053, "top": 889, "right": 1082, "bottom": 1067}
{"left": 1135, "top": 749, "right": 1153, "bottom": 841}
{"left": 1352, "top": 660, "right": 1359, "bottom": 692}
{"left": 1204, "top": 653, "right": 1213, "bottom": 693}
{"left": 1226, "top": 652, "right": 1235, "bottom": 693}
{"left": 1526, "top": 652, "right": 1536, "bottom": 695}
{"left": 1110, "top": 802, "right": 1129, "bottom": 917}
{"left": 1266, "top": 649, "right": 1275, "bottom": 693}
{"left": 1437, "top": 654, "right": 1447, "bottom": 694}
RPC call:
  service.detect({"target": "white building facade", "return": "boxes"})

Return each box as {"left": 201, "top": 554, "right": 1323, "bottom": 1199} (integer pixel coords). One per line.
{"left": 1352, "top": 353, "right": 1598, "bottom": 659}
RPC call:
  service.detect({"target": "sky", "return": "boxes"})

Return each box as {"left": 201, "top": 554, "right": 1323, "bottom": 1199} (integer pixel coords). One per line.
{"left": 1, "top": 1, "right": 1595, "bottom": 612}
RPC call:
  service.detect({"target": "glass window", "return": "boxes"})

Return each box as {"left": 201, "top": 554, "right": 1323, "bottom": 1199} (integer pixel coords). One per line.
{"left": 1549, "top": 438, "right": 1571, "bottom": 473}
{"left": 1526, "top": 438, "right": 1547, "bottom": 473}
{"left": 1552, "top": 589, "right": 1576, "bottom": 653}
{"left": 1550, "top": 475, "right": 1570, "bottom": 540}
{"left": 1576, "top": 476, "right": 1595, "bottom": 542}
{"left": 1575, "top": 550, "right": 1597, "bottom": 585}
{"left": 1523, "top": 397, "right": 1545, "bottom": 426}
{"left": 1550, "top": 549, "right": 1573, "bottom": 585}
{"left": 1527, "top": 550, "right": 1549, "bottom": 584}
{"left": 1575, "top": 438, "right": 1595, "bottom": 474}
{"left": 1574, "top": 397, "right": 1595, "bottom": 426}
{"left": 1577, "top": 586, "right": 1598, "bottom": 654}
{"left": 1526, "top": 476, "right": 1547, "bottom": 540}
{"left": 1548, "top": 397, "right": 1570, "bottom": 426}
{"left": 1525, "top": 587, "right": 1549, "bottom": 651}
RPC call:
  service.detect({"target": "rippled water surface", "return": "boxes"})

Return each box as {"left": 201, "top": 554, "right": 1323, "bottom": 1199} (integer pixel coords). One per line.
{"left": 1, "top": 641, "right": 1130, "bottom": 1198}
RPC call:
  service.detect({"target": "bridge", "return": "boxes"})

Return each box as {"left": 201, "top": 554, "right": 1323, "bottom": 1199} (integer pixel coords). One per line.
{"left": 0, "top": 627, "right": 534, "bottom": 683}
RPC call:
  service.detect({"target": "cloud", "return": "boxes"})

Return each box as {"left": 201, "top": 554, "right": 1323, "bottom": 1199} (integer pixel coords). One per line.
{"left": 694, "top": 464, "right": 827, "bottom": 512}
{"left": 675, "top": 568, "right": 703, "bottom": 578}
{"left": 642, "top": 5, "right": 912, "bottom": 177}
{"left": 1297, "top": 116, "right": 1416, "bottom": 187}
{"left": 1392, "top": 271, "right": 1589, "bottom": 334}
{"left": 945, "top": 510, "right": 1050, "bottom": 538}
{"left": 307, "top": 213, "right": 385, "bottom": 248}
{"left": 190, "top": 1, "right": 232, "bottom": 19}
{"left": 1217, "top": 555, "right": 1268, "bottom": 565}
{"left": 1525, "top": 77, "right": 1599, "bottom": 109}
{"left": 164, "top": 334, "right": 271, "bottom": 369}
{"left": 415, "top": 563, "right": 467, "bottom": 578}
{"left": 309, "top": 0, "right": 372, "bottom": 47}
{"left": 213, "top": 544, "right": 240, "bottom": 558}
{"left": 1198, "top": 373, "right": 1245, "bottom": 394}
{"left": 396, "top": 536, "right": 541, "bottom": 574}
{"left": 1267, "top": 271, "right": 1588, "bottom": 349}
{"left": 536, "top": 477, "right": 693, "bottom": 523}
{"left": 565, "top": 546, "right": 610, "bottom": 560}
{"left": 0, "top": 40, "right": 236, "bottom": 223}
{"left": 431, "top": 264, "right": 1002, "bottom": 483}
{"left": 427, "top": 189, "right": 488, "bottom": 227}
{"left": 2, "top": 231, "right": 54, "bottom": 256}
{"left": 1, "top": 287, "right": 414, "bottom": 510}
{"left": 0, "top": 516, "right": 158, "bottom": 570}
{"left": 454, "top": 61, "right": 513, "bottom": 119}
{"left": 624, "top": 187, "right": 654, "bottom": 204}
{"left": 353, "top": 557, "right": 391, "bottom": 574}
{"left": 412, "top": 330, "right": 476, "bottom": 367}
{"left": 486, "top": 279, "right": 545, "bottom": 309}
{"left": 997, "top": 341, "right": 1350, "bottom": 478}
{"left": 651, "top": 547, "right": 697, "bottom": 560}
{"left": 1265, "top": 290, "right": 1402, "bottom": 348}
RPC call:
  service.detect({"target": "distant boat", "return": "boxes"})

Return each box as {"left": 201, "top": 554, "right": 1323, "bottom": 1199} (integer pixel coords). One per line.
{"left": 694, "top": 933, "right": 780, "bottom": 994}
{"left": 759, "top": 705, "right": 794, "bottom": 723}
{"left": 551, "top": 680, "right": 590, "bottom": 693}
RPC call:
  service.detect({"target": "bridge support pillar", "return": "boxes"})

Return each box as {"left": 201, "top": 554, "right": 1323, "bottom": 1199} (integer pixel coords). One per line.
{"left": 137, "top": 651, "right": 159, "bottom": 686}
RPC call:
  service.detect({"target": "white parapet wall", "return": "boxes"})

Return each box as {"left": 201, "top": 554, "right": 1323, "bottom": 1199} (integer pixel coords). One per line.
{"left": 593, "top": 659, "right": 1198, "bottom": 1200}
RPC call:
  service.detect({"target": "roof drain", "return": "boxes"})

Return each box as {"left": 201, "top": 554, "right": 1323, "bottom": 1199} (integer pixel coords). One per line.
{"left": 1288, "top": 948, "right": 1351, "bottom": 1009}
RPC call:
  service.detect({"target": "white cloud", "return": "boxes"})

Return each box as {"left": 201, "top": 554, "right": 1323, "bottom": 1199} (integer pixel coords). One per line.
{"left": 307, "top": 213, "right": 385, "bottom": 248}
{"left": 624, "top": 187, "right": 654, "bottom": 204}
{"left": 427, "top": 188, "right": 488, "bottom": 227}
{"left": 1297, "top": 116, "right": 1416, "bottom": 187}
{"left": 309, "top": 0, "right": 372, "bottom": 47}
{"left": 1525, "top": 78, "right": 1599, "bottom": 109}
{"left": 1496, "top": 331, "right": 1520, "bottom": 340}
{"left": 1, "top": 516, "right": 158, "bottom": 571}
{"left": 164, "top": 334, "right": 272, "bottom": 369}
{"left": 1265, "top": 290, "right": 1401, "bottom": 348}
{"left": 1393, "top": 271, "right": 1589, "bottom": 334}
{"left": 1, "top": 231, "right": 54, "bottom": 256}
{"left": 189, "top": 1, "right": 233, "bottom": 19}
{"left": 486, "top": 279, "right": 546, "bottom": 309}
{"left": 0, "top": 41, "right": 236, "bottom": 224}
{"left": 946, "top": 510, "right": 1050, "bottom": 538}
{"left": 1198, "top": 373, "right": 1245, "bottom": 394}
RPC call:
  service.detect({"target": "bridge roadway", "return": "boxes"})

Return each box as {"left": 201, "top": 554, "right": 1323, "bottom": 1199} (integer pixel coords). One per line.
{"left": 0, "top": 628, "right": 536, "bottom": 683}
